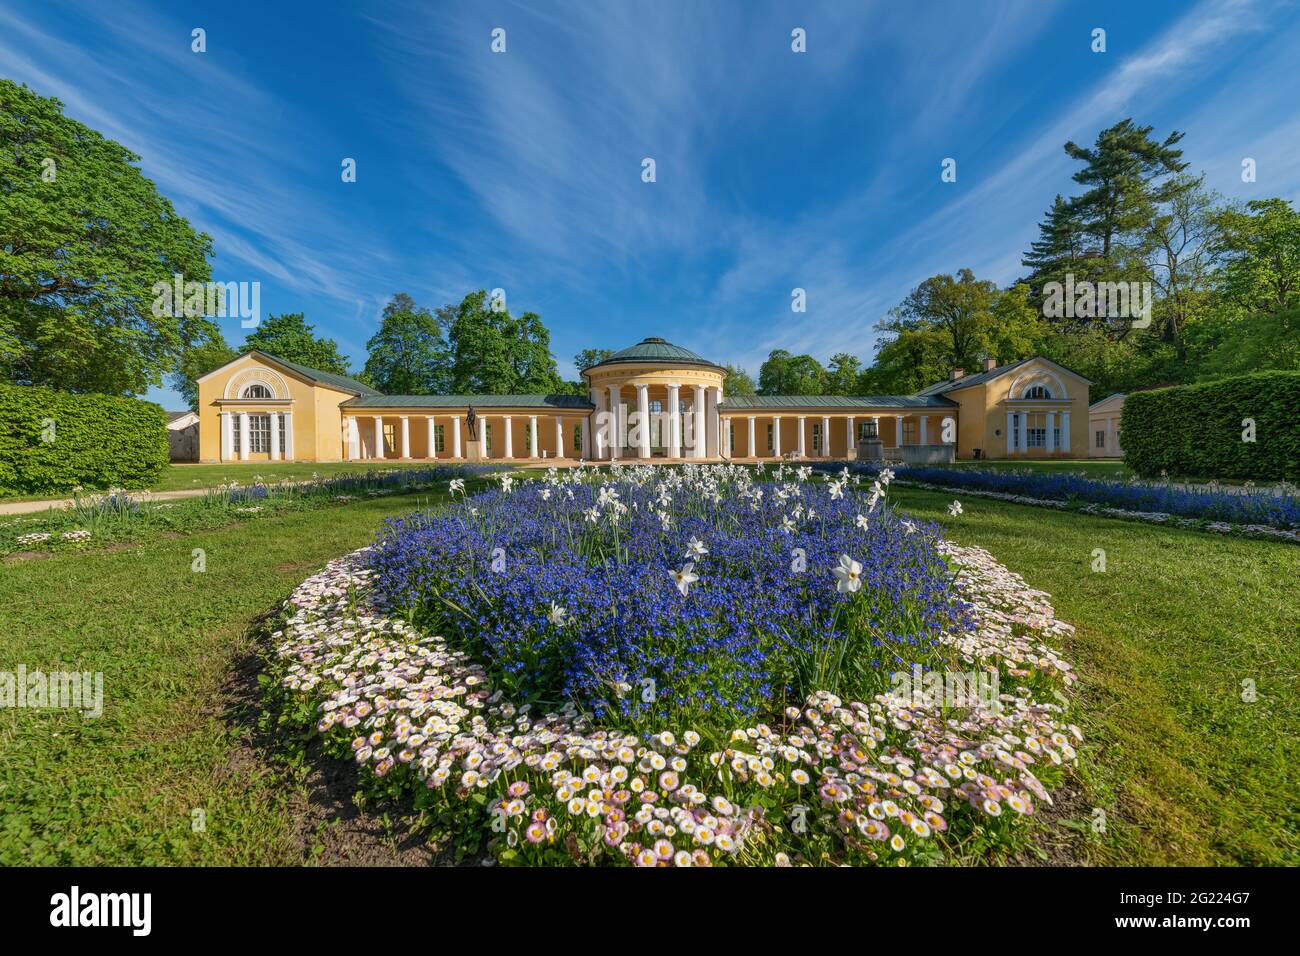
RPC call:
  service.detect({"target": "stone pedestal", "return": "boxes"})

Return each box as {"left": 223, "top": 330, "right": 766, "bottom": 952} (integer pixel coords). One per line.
{"left": 464, "top": 439, "right": 485, "bottom": 462}
{"left": 856, "top": 439, "right": 884, "bottom": 462}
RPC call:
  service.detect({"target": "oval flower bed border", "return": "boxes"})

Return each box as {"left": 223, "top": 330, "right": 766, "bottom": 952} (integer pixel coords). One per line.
{"left": 267, "top": 523, "right": 1083, "bottom": 867}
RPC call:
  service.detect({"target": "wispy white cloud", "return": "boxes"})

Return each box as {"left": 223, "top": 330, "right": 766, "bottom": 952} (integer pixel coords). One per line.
{"left": 709, "top": 0, "right": 1293, "bottom": 373}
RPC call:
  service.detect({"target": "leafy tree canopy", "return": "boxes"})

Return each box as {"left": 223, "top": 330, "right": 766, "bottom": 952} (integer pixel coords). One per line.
{"left": 722, "top": 363, "right": 756, "bottom": 396}
{"left": 574, "top": 348, "right": 614, "bottom": 372}
{"left": 362, "top": 293, "right": 449, "bottom": 395}
{"left": 757, "top": 349, "right": 826, "bottom": 395}
{"left": 445, "top": 290, "right": 564, "bottom": 394}
{"left": 0, "top": 79, "right": 214, "bottom": 394}
{"left": 243, "top": 312, "right": 353, "bottom": 375}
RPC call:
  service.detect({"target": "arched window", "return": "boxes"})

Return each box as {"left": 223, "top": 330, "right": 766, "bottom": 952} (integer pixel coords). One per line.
{"left": 241, "top": 383, "right": 272, "bottom": 399}
{"left": 1022, "top": 384, "right": 1051, "bottom": 399}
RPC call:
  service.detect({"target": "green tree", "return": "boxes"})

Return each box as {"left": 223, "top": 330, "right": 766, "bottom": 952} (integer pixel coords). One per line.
{"left": 722, "top": 363, "right": 756, "bottom": 396}
{"left": 243, "top": 312, "right": 353, "bottom": 374}
{"left": 1147, "top": 176, "right": 1221, "bottom": 355}
{"left": 857, "top": 327, "right": 951, "bottom": 395}
{"left": 1062, "top": 119, "right": 1189, "bottom": 265}
{"left": 824, "top": 353, "right": 862, "bottom": 395}
{"left": 0, "top": 79, "right": 214, "bottom": 394}
{"left": 880, "top": 269, "right": 1000, "bottom": 372}
{"left": 575, "top": 348, "right": 614, "bottom": 372}
{"left": 362, "top": 293, "right": 449, "bottom": 394}
{"left": 1213, "top": 197, "right": 1300, "bottom": 315}
{"left": 1021, "top": 194, "right": 1099, "bottom": 307}
{"left": 445, "top": 290, "right": 563, "bottom": 394}
{"left": 757, "top": 349, "right": 825, "bottom": 395}
{"left": 168, "top": 326, "right": 235, "bottom": 410}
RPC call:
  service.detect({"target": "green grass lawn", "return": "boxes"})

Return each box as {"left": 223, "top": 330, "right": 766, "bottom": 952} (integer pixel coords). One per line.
{"left": 2, "top": 479, "right": 1294, "bottom": 866}
{"left": 890, "top": 486, "right": 1299, "bottom": 866}
{"left": 0, "top": 489, "right": 455, "bottom": 865}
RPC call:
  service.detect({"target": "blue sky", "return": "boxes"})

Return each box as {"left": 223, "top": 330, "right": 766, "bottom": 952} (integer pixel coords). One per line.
{"left": 4, "top": 0, "right": 1299, "bottom": 407}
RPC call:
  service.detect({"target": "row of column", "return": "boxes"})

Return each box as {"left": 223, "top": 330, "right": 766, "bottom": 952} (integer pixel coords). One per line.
{"left": 350, "top": 414, "right": 590, "bottom": 461}
{"left": 1005, "top": 410, "right": 1071, "bottom": 455}
{"left": 219, "top": 410, "right": 292, "bottom": 461}
{"left": 596, "top": 383, "right": 721, "bottom": 460}
{"left": 732, "top": 414, "right": 870, "bottom": 459}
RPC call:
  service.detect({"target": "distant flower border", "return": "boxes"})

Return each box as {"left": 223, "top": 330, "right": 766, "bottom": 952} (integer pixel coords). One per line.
{"left": 817, "top": 462, "right": 1300, "bottom": 544}
{"left": 898, "top": 478, "right": 1300, "bottom": 545}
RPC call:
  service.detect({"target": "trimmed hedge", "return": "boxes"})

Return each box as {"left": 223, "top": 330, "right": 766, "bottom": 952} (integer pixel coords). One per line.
{"left": 0, "top": 384, "right": 169, "bottom": 495}
{"left": 1121, "top": 372, "right": 1300, "bottom": 481}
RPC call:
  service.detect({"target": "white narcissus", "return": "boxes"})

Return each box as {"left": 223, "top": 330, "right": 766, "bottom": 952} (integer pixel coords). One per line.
{"left": 672, "top": 562, "right": 700, "bottom": 596}
{"left": 833, "top": 554, "right": 863, "bottom": 593}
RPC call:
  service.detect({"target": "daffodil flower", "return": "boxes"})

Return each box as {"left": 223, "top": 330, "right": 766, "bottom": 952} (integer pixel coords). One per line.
{"left": 832, "top": 554, "right": 863, "bottom": 593}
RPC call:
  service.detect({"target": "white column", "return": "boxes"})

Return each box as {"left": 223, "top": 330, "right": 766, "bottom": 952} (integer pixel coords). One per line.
{"left": 846, "top": 416, "right": 855, "bottom": 454}
{"left": 527, "top": 415, "right": 538, "bottom": 458}
{"left": 220, "top": 412, "right": 232, "bottom": 461}
{"left": 919, "top": 416, "right": 929, "bottom": 446}
{"left": 1018, "top": 414, "right": 1028, "bottom": 453}
{"left": 607, "top": 384, "right": 621, "bottom": 460}
{"left": 373, "top": 416, "right": 384, "bottom": 459}
{"left": 504, "top": 416, "right": 514, "bottom": 459}
{"left": 452, "top": 415, "right": 462, "bottom": 458}
{"left": 822, "top": 416, "right": 831, "bottom": 457}
{"left": 269, "top": 411, "right": 281, "bottom": 461}
{"left": 772, "top": 417, "right": 781, "bottom": 458}
{"left": 722, "top": 418, "right": 731, "bottom": 458}
{"left": 238, "top": 412, "right": 250, "bottom": 461}
{"left": 1046, "top": 411, "right": 1056, "bottom": 453}
{"left": 666, "top": 384, "right": 681, "bottom": 459}
{"left": 346, "top": 417, "right": 358, "bottom": 461}
{"left": 400, "top": 416, "right": 411, "bottom": 459}
{"left": 692, "top": 385, "right": 706, "bottom": 458}
{"left": 747, "top": 416, "right": 756, "bottom": 459}
{"left": 555, "top": 416, "right": 564, "bottom": 458}
{"left": 708, "top": 387, "right": 722, "bottom": 458}
{"left": 1061, "top": 411, "right": 1071, "bottom": 455}
{"left": 426, "top": 416, "right": 436, "bottom": 459}
{"left": 796, "top": 416, "right": 807, "bottom": 458}
{"left": 635, "top": 384, "right": 650, "bottom": 459}
{"left": 1108, "top": 416, "right": 1117, "bottom": 454}
{"left": 1007, "top": 411, "right": 1015, "bottom": 455}
{"left": 283, "top": 411, "right": 294, "bottom": 460}
{"left": 580, "top": 417, "right": 590, "bottom": 459}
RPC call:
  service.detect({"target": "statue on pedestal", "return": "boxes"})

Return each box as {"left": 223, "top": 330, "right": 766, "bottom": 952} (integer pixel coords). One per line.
{"left": 466, "top": 405, "right": 478, "bottom": 441}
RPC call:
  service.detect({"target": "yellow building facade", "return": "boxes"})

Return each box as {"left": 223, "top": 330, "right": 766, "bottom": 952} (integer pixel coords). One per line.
{"left": 194, "top": 341, "right": 1091, "bottom": 464}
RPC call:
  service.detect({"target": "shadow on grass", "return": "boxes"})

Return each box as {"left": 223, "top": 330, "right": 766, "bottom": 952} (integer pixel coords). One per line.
{"left": 218, "top": 607, "right": 463, "bottom": 867}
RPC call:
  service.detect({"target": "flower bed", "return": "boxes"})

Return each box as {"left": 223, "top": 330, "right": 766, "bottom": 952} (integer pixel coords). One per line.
{"left": 822, "top": 463, "right": 1300, "bottom": 535}
{"left": 369, "top": 465, "right": 969, "bottom": 722}
{"left": 267, "top": 464, "right": 1083, "bottom": 866}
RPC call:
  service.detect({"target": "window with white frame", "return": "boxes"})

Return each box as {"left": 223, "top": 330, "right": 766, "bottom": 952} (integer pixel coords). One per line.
{"left": 1096, "top": 429, "right": 1106, "bottom": 449}
{"left": 434, "top": 424, "right": 445, "bottom": 453}
{"left": 1023, "top": 385, "right": 1051, "bottom": 399}
{"left": 241, "top": 383, "right": 272, "bottom": 399}
{"left": 232, "top": 414, "right": 280, "bottom": 454}
{"left": 1011, "top": 413, "right": 1021, "bottom": 449}
{"left": 812, "top": 421, "right": 823, "bottom": 453}
{"left": 766, "top": 423, "right": 774, "bottom": 452}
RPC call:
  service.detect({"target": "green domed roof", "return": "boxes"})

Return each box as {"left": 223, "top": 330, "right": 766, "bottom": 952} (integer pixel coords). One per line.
{"left": 585, "top": 337, "right": 723, "bottom": 373}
